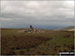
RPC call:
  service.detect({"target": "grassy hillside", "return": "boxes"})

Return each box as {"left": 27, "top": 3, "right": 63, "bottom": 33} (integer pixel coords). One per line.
{"left": 60, "top": 26, "right": 75, "bottom": 31}
{"left": 1, "top": 28, "right": 74, "bottom": 55}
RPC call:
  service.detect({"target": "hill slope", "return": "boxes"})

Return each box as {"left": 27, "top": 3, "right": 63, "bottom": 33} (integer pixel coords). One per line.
{"left": 60, "top": 26, "right": 75, "bottom": 31}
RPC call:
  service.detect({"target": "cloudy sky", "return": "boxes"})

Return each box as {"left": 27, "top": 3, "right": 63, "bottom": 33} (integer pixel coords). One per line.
{"left": 0, "top": 0, "right": 74, "bottom": 29}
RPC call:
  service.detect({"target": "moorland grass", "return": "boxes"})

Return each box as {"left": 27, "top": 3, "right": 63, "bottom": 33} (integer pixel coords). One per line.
{"left": 1, "top": 28, "right": 74, "bottom": 55}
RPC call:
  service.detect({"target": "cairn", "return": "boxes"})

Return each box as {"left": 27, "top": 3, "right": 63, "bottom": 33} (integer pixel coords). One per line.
{"left": 26, "top": 25, "right": 37, "bottom": 32}
{"left": 24, "top": 25, "right": 44, "bottom": 33}
{"left": 28, "top": 25, "right": 34, "bottom": 32}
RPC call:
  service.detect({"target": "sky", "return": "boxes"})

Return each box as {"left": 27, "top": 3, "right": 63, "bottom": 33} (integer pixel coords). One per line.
{"left": 0, "top": 0, "right": 74, "bottom": 29}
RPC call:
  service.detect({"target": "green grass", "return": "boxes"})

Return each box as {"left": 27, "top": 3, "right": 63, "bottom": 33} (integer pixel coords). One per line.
{"left": 1, "top": 28, "right": 74, "bottom": 55}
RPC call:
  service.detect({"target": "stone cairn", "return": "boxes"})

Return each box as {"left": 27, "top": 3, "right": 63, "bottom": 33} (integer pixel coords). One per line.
{"left": 28, "top": 25, "right": 34, "bottom": 32}
{"left": 24, "top": 25, "right": 37, "bottom": 32}
{"left": 24, "top": 25, "right": 44, "bottom": 33}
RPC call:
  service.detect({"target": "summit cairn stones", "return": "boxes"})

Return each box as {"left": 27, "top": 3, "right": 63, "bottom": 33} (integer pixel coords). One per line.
{"left": 27, "top": 25, "right": 36, "bottom": 32}
{"left": 29, "top": 25, "right": 34, "bottom": 32}
{"left": 24, "top": 25, "right": 45, "bottom": 33}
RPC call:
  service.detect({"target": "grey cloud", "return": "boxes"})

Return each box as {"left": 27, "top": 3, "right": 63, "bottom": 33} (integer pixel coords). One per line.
{"left": 0, "top": 0, "right": 74, "bottom": 28}
{"left": 1, "top": 1, "right": 74, "bottom": 16}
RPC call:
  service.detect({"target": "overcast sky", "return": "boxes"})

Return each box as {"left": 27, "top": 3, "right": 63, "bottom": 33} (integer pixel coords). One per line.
{"left": 0, "top": 0, "right": 74, "bottom": 29}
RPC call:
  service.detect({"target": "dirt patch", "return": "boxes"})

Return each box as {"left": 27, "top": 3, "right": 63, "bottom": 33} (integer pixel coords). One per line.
{"left": 17, "top": 30, "right": 25, "bottom": 33}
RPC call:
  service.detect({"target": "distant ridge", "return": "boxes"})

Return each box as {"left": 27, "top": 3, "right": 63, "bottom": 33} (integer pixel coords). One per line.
{"left": 60, "top": 26, "right": 75, "bottom": 31}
